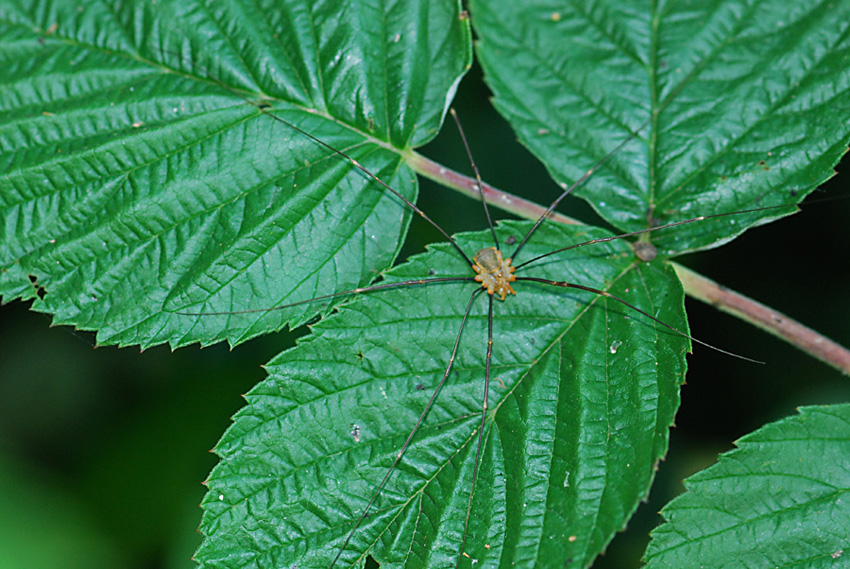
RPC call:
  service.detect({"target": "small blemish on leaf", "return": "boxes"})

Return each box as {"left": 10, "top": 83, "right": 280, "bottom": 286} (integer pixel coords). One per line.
{"left": 28, "top": 274, "right": 47, "bottom": 300}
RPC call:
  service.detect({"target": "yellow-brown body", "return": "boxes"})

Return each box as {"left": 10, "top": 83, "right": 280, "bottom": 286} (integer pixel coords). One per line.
{"left": 472, "top": 247, "right": 516, "bottom": 301}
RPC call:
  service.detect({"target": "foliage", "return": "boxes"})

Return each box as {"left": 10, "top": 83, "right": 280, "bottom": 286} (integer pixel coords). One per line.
{"left": 1, "top": 0, "right": 848, "bottom": 568}
{"left": 645, "top": 404, "right": 850, "bottom": 569}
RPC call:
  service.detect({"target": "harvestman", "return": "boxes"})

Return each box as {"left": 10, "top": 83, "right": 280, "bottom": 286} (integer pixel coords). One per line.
{"left": 171, "top": 71, "right": 796, "bottom": 565}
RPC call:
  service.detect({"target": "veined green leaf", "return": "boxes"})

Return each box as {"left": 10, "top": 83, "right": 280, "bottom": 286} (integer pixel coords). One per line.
{"left": 198, "top": 221, "right": 689, "bottom": 568}
{"left": 644, "top": 404, "right": 850, "bottom": 569}
{"left": 0, "top": 0, "right": 472, "bottom": 347}
{"left": 473, "top": 0, "right": 850, "bottom": 253}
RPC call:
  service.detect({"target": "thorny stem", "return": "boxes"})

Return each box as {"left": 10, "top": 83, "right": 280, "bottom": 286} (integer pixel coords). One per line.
{"left": 407, "top": 150, "right": 581, "bottom": 226}
{"left": 673, "top": 263, "right": 850, "bottom": 376}
{"left": 408, "top": 151, "right": 850, "bottom": 375}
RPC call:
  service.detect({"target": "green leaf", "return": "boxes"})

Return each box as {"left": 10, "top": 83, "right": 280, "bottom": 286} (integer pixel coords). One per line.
{"left": 0, "top": 0, "right": 472, "bottom": 347}
{"left": 472, "top": 0, "right": 850, "bottom": 253}
{"left": 644, "top": 404, "right": 850, "bottom": 569}
{"left": 197, "top": 221, "right": 689, "bottom": 568}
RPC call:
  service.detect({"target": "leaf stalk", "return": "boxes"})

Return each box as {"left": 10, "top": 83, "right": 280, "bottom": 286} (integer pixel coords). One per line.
{"left": 406, "top": 151, "right": 581, "bottom": 225}
{"left": 673, "top": 262, "right": 850, "bottom": 376}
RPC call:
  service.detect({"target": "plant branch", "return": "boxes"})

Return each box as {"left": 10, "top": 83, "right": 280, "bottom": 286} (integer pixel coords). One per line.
{"left": 408, "top": 152, "right": 850, "bottom": 374}
{"left": 673, "top": 262, "right": 850, "bottom": 376}
{"left": 406, "top": 151, "right": 580, "bottom": 225}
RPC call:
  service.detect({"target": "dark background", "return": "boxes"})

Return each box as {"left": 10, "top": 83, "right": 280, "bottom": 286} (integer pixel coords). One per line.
{"left": 1, "top": 62, "right": 848, "bottom": 569}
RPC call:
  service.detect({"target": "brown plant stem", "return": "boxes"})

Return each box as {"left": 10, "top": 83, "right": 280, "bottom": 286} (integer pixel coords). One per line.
{"left": 406, "top": 150, "right": 580, "bottom": 225}
{"left": 673, "top": 262, "right": 850, "bottom": 376}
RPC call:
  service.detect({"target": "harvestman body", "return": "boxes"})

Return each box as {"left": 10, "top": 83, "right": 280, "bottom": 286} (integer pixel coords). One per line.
{"left": 472, "top": 248, "right": 516, "bottom": 300}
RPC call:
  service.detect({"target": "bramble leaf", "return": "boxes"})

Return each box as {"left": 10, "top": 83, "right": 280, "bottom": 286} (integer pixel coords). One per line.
{"left": 0, "top": 0, "right": 471, "bottom": 347}
{"left": 645, "top": 404, "right": 850, "bottom": 569}
{"left": 473, "top": 0, "right": 850, "bottom": 254}
{"left": 197, "top": 222, "right": 689, "bottom": 568}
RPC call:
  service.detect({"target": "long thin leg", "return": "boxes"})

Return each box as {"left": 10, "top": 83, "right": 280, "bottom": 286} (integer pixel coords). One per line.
{"left": 260, "top": 107, "right": 476, "bottom": 266}
{"left": 162, "top": 50, "right": 475, "bottom": 268}
{"left": 330, "top": 288, "right": 486, "bottom": 569}
{"left": 456, "top": 293, "right": 495, "bottom": 567}
{"left": 450, "top": 108, "right": 500, "bottom": 251}
{"left": 510, "top": 122, "right": 650, "bottom": 261}
{"left": 517, "top": 277, "right": 761, "bottom": 363}
{"left": 513, "top": 202, "right": 799, "bottom": 271}
{"left": 173, "top": 276, "right": 476, "bottom": 316}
